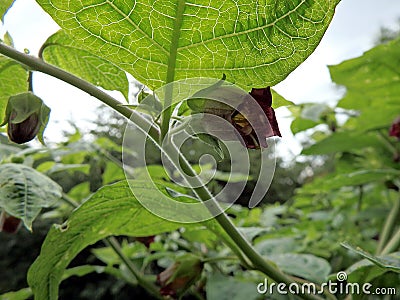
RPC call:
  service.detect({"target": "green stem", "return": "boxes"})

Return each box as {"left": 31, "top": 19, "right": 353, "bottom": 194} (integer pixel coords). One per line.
{"left": 377, "top": 196, "right": 400, "bottom": 254}
{"left": 380, "top": 226, "right": 400, "bottom": 255}
{"left": 61, "top": 194, "right": 161, "bottom": 299}
{"left": 162, "top": 141, "right": 324, "bottom": 300}
{"left": 160, "top": 0, "right": 185, "bottom": 142}
{"left": 104, "top": 237, "right": 162, "bottom": 299}
{"left": 2, "top": 44, "right": 325, "bottom": 300}
{"left": 0, "top": 43, "right": 159, "bottom": 142}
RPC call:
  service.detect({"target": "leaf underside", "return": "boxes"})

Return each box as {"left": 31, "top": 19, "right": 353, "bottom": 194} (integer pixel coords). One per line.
{"left": 35, "top": 0, "right": 340, "bottom": 89}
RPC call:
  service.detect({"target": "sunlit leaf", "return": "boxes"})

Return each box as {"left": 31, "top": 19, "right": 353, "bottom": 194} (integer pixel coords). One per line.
{"left": 41, "top": 30, "right": 129, "bottom": 100}
{"left": 35, "top": 0, "right": 340, "bottom": 89}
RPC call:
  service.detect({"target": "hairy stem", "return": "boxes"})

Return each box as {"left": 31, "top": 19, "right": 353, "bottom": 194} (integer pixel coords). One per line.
{"left": 2, "top": 44, "right": 326, "bottom": 300}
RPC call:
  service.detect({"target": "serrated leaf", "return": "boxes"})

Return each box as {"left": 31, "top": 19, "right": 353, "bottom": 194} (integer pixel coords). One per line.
{"left": 41, "top": 30, "right": 129, "bottom": 100}
{"left": 36, "top": 0, "right": 340, "bottom": 89}
{"left": 0, "top": 163, "right": 62, "bottom": 230}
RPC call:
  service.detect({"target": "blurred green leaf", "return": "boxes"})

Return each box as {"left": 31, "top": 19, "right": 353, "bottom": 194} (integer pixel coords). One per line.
{"left": 344, "top": 252, "right": 400, "bottom": 283}
{"left": 342, "top": 242, "right": 400, "bottom": 271}
{"left": 270, "top": 253, "right": 331, "bottom": 283}
{"left": 206, "top": 274, "right": 260, "bottom": 300}
{"left": 323, "top": 169, "right": 400, "bottom": 189}
{"left": 302, "top": 131, "right": 380, "bottom": 155}
{"left": 291, "top": 117, "right": 320, "bottom": 134}
{"left": 0, "top": 287, "right": 32, "bottom": 300}
{"left": 330, "top": 37, "right": 400, "bottom": 131}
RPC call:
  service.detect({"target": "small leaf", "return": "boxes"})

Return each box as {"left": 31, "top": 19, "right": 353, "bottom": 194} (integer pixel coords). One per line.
{"left": 0, "top": 163, "right": 62, "bottom": 230}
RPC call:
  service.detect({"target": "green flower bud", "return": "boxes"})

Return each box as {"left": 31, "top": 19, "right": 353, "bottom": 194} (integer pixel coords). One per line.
{"left": 1, "top": 92, "right": 51, "bottom": 144}
{"left": 7, "top": 111, "right": 40, "bottom": 144}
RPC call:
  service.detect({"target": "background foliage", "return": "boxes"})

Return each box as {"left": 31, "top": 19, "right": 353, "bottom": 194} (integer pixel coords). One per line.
{"left": 1, "top": 1, "right": 400, "bottom": 300}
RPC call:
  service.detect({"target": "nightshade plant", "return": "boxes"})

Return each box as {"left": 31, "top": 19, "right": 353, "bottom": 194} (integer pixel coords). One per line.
{"left": 7, "top": 0, "right": 400, "bottom": 299}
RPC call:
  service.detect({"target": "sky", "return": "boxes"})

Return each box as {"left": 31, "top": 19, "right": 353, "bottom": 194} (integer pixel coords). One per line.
{"left": 1, "top": 0, "right": 400, "bottom": 153}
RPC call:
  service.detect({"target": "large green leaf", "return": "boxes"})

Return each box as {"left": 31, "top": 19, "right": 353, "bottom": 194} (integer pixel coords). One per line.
{"left": 35, "top": 0, "right": 340, "bottom": 89}
{"left": 0, "top": 56, "right": 28, "bottom": 124}
{"left": 0, "top": 163, "right": 62, "bottom": 230}
{"left": 329, "top": 37, "right": 400, "bottom": 131}
{"left": 27, "top": 179, "right": 244, "bottom": 300}
{"left": 27, "top": 180, "right": 189, "bottom": 300}
{"left": 41, "top": 30, "right": 129, "bottom": 100}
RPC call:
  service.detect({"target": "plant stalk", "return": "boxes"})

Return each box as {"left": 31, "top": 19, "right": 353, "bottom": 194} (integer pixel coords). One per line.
{"left": 160, "top": 0, "right": 185, "bottom": 142}
{"left": 377, "top": 196, "right": 400, "bottom": 254}
{"left": 380, "top": 226, "right": 400, "bottom": 255}
{"left": 104, "top": 237, "right": 162, "bottom": 299}
{"left": 3, "top": 44, "right": 326, "bottom": 300}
